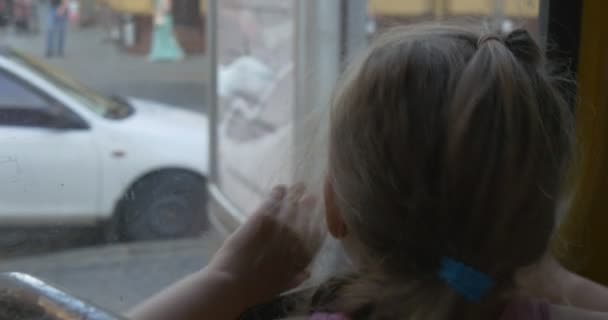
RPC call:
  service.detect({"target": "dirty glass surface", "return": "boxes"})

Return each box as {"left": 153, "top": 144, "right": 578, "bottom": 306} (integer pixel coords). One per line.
{"left": 215, "top": 0, "right": 295, "bottom": 216}
{"left": 0, "top": 0, "right": 539, "bottom": 316}
{"left": 213, "top": 0, "right": 540, "bottom": 220}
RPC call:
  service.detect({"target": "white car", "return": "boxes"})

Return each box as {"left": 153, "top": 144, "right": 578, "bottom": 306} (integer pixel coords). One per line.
{"left": 0, "top": 48, "right": 209, "bottom": 241}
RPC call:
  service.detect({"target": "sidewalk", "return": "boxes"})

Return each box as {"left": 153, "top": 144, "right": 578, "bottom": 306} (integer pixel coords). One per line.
{"left": 1, "top": 25, "right": 209, "bottom": 111}
{"left": 0, "top": 230, "right": 223, "bottom": 314}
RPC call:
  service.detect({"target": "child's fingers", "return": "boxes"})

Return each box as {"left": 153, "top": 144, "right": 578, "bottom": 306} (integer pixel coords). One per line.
{"left": 253, "top": 185, "right": 287, "bottom": 217}
{"left": 286, "top": 183, "right": 306, "bottom": 206}
{"left": 278, "top": 183, "right": 306, "bottom": 221}
{"left": 298, "top": 193, "right": 317, "bottom": 212}
{"left": 239, "top": 185, "right": 287, "bottom": 243}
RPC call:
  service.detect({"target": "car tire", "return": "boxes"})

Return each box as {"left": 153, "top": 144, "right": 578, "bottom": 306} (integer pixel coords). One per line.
{"left": 113, "top": 171, "right": 208, "bottom": 242}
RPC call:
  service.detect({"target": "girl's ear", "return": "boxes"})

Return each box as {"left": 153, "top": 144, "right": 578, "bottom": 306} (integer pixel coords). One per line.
{"left": 324, "top": 176, "right": 348, "bottom": 239}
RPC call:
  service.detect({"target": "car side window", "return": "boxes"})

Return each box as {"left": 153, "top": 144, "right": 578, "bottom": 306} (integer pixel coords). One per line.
{"left": 0, "top": 69, "right": 60, "bottom": 128}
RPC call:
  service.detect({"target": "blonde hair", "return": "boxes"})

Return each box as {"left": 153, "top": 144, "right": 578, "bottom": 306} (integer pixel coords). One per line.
{"left": 317, "top": 24, "right": 574, "bottom": 319}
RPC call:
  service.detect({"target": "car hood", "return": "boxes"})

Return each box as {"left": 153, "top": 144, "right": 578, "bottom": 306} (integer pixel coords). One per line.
{"left": 95, "top": 97, "right": 209, "bottom": 173}
{"left": 113, "top": 97, "right": 209, "bottom": 137}
{"left": 127, "top": 97, "right": 208, "bottom": 127}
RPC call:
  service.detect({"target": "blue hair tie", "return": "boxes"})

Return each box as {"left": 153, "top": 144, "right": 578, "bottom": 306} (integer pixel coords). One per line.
{"left": 438, "top": 257, "right": 494, "bottom": 302}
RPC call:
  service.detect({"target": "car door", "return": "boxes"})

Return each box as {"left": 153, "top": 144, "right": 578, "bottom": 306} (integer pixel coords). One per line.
{"left": 0, "top": 68, "right": 99, "bottom": 225}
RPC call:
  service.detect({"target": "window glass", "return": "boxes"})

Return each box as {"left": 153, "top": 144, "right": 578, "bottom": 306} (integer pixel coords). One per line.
{"left": 0, "top": 69, "right": 48, "bottom": 108}
{"left": 0, "top": 0, "right": 212, "bottom": 314}
{"left": 216, "top": 0, "right": 295, "bottom": 215}
{"left": 0, "top": 0, "right": 541, "bottom": 316}
{"left": 212, "top": 0, "right": 541, "bottom": 222}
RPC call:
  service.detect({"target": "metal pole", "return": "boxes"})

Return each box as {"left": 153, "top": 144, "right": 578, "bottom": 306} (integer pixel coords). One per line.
{"left": 342, "top": 0, "right": 368, "bottom": 60}
{"left": 538, "top": 0, "right": 550, "bottom": 51}
{"left": 293, "top": 0, "right": 342, "bottom": 181}
{"left": 204, "top": 0, "right": 248, "bottom": 230}
{"left": 0, "top": 272, "right": 125, "bottom": 320}
{"left": 207, "top": 0, "right": 218, "bottom": 183}
{"left": 294, "top": 0, "right": 342, "bottom": 120}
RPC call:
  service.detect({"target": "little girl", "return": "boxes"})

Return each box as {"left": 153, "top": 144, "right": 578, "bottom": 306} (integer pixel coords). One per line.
{"left": 129, "top": 25, "right": 608, "bottom": 320}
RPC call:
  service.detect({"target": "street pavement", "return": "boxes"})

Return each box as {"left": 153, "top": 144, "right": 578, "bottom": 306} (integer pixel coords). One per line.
{"left": 0, "top": 232, "right": 223, "bottom": 314}
{"left": 1, "top": 24, "right": 209, "bottom": 112}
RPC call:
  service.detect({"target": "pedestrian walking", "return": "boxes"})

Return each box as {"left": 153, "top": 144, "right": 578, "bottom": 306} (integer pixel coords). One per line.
{"left": 45, "top": 0, "right": 68, "bottom": 58}
{"left": 0, "top": 1, "right": 9, "bottom": 30}
{"left": 148, "top": 0, "right": 184, "bottom": 62}
{"left": 1, "top": 0, "right": 14, "bottom": 29}
{"left": 99, "top": 0, "right": 115, "bottom": 42}
{"left": 13, "top": 0, "right": 30, "bottom": 33}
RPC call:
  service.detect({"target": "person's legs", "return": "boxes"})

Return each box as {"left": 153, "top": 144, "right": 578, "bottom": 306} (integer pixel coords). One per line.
{"left": 45, "top": 10, "right": 56, "bottom": 57}
{"left": 56, "top": 15, "right": 66, "bottom": 57}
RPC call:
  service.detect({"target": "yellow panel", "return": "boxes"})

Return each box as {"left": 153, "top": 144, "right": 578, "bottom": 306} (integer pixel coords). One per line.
{"left": 369, "top": 0, "right": 431, "bottom": 16}
{"left": 504, "top": 0, "right": 539, "bottom": 17}
{"left": 447, "top": 0, "right": 492, "bottom": 15}
{"left": 104, "top": 0, "right": 153, "bottom": 14}
{"left": 103, "top": 0, "right": 206, "bottom": 15}
{"left": 368, "top": 0, "right": 538, "bottom": 17}
{"left": 99, "top": 0, "right": 208, "bottom": 14}
{"left": 200, "top": 0, "right": 207, "bottom": 14}
{"left": 557, "top": 0, "right": 608, "bottom": 285}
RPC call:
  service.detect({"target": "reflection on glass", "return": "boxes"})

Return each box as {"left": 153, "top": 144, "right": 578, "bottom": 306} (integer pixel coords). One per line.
{"left": 213, "top": 0, "right": 541, "bottom": 220}
{"left": 216, "top": 0, "right": 295, "bottom": 214}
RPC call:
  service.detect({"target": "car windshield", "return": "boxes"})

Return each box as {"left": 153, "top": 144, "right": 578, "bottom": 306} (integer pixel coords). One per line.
{"left": 6, "top": 49, "right": 133, "bottom": 119}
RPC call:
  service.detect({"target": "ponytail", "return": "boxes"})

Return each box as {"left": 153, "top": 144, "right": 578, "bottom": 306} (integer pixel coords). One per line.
{"left": 319, "top": 24, "right": 573, "bottom": 320}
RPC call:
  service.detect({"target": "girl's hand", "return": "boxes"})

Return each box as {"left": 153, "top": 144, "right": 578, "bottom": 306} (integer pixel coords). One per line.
{"left": 129, "top": 185, "right": 323, "bottom": 320}
{"left": 208, "top": 184, "right": 324, "bottom": 306}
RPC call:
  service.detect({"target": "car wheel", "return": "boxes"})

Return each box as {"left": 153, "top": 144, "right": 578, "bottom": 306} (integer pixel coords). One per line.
{"left": 115, "top": 171, "right": 208, "bottom": 242}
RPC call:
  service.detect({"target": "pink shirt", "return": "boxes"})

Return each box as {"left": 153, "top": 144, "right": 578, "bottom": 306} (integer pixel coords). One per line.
{"left": 310, "top": 313, "right": 349, "bottom": 320}
{"left": 500, "top": 299, "right": 551, "bottom": 320}
{"left": 311, "top": 299, "right": 551, "bottom": 320}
